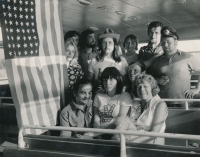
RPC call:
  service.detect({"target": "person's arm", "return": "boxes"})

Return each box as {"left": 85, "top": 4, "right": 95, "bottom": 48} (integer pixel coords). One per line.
{"left": 87, "top": 59, "right": 95, "bottom": 81}
{"left": 93, "top": 106, "right": 101, "bottom": 128}
{"left": 193, "top": 93, "right": 200, "bottom": 99}
{"left": 143, "top": 55, "right": 157, "bottom": 68}
{"left": 119, "top": 104, "right": 130, "bottom": 117}
{"left": 118, "top": 92, "right": 133, "bottom": 117}
{"left": 130, "top": 101, "right": 167, "bottom": 143}
{"left": 60, "top": 112, "right": 72, "bottom": 137}
{"left": 190, "top": 55, "right": 200, "bottom": 91}
{"left": 156, "top": 76, "right": 169, "bottom": 85}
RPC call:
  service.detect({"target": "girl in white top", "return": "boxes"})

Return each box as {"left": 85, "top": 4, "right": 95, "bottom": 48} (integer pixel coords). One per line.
{"left": 92, "top": 67, "right": 133, "bottom": 139}
{"left": 88, "top": 28, "right": 129, "bottom": 85}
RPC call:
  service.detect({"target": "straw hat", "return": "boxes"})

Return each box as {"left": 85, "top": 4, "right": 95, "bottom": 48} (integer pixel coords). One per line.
{"left": 98, "top": 28, "right": 120, "bottom": 41}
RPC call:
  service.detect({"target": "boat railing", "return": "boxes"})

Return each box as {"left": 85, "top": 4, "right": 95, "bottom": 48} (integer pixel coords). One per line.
{"left": 18, "top": 125, "right": 200, "bottom": 157}
{"left": 1, "top": 97, "right": 200, "bottom": 109}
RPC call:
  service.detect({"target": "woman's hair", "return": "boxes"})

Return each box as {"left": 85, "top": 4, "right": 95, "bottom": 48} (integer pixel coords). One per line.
{"left": 133, "top": 73, "right": 160, "bottom": 97}
{"left": 129, "top": 61, "right": 146, "bottom": 73}
{"left": 97, "top": 38, "right": 121, "bottom": 63}
{"left": 100, "top": 67, "right": 123, "bottom": 95}
{"left": 64, "top": 30, "right": 80, "bottom": 46}
{"left": 123, "top": 34, "right": 139, "bottom": 50}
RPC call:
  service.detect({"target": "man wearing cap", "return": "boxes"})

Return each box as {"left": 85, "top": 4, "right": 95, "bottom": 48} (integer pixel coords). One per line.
{"left": 149, "top": 26, "right": 200, "bottom": 106}
{"left": 138, "top": 21, "right": 164, "bottom": 71}
{"left": 78, "top": 30, "right": 99, "bottom": 77}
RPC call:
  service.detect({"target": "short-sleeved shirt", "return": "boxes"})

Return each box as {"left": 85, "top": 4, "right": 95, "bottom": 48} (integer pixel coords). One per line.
{"left": 138, "top": 42, "right": 163, "bottom": 61}
{"left": 78, "top": 49, "right": 99, "bottom": 77}
{"left": 88, "top": 56, "right": 128, "bottom": 81}
{"left": 149, "top": 50, "right": 200, "bottom": 104}
{"left": 122, "top": 53, "right": 138, "bottom": 65}
{"left": 93, "top": 92, "right": 133, "bottom": 128}
{"left": 60, "top": 100, "right": 93, "bottom": 137}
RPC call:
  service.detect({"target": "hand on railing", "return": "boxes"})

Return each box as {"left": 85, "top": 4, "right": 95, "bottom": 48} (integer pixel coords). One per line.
{"left": 184, "top": 90, "right": 194, "bottom": 99}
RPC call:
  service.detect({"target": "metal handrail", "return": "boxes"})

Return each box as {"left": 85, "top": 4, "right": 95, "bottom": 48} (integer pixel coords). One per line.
{"left": 0, "top": 97, "right": 13, "bottom": 99}
{"left": 18, "top": 125, "right": 200, "bottom": 157}
{"left": 1, "top": 97, "right": 200, "bottom": 101}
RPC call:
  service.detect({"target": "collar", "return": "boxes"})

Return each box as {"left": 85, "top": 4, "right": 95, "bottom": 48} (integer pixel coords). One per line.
{"left": 147, "top": 42, "right": 162, "bottom": 50}
{"left": 70, "top": 100, "right": 92, "bottom": 114}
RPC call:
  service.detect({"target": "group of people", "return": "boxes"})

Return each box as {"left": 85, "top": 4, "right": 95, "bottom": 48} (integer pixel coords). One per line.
{"left": 60, "top": 21, "right": 200, "bottom": 144}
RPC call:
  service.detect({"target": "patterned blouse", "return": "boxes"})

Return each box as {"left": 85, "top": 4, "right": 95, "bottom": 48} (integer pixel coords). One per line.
{"left": 68, "top": 63, "right": 83, "bottom": 94}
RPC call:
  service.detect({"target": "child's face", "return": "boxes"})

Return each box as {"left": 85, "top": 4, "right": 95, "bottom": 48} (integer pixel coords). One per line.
{"left": 75, "top": 83, "right": 92, "bottom": 106}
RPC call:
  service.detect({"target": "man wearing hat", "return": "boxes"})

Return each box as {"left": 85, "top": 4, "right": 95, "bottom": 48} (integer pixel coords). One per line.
{"left": 78, "top": 30, "right": 99, "bottom": 77}
{"left": 149, "top": 26, "right": 200, "bottom": 106}
{"left": 88, "top": 28, "right": 129, "bottom": 88}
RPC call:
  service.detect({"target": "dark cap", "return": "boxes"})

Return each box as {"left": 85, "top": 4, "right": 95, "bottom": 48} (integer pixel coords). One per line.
{"left": 98, "top": 28, "right": 120, "bottom": 41}
{"left": 161, "top": 26, "right": 179, "bottom": 40}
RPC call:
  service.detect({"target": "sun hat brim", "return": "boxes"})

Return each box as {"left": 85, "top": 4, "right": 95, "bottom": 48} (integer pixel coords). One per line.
{"left": 98, "top": 33, "right": 120, "bottom": 41}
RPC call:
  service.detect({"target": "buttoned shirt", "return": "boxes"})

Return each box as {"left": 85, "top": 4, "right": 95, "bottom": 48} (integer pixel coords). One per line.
{"left": 60, "top": 100, "right": 93, "bottom": 137}
{"left": 138, "top": 42, "right": 163, "bottom": 61}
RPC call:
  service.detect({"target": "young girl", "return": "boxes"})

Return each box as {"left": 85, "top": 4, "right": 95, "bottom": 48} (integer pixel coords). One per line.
{"left": 92, "top": 67, "right": 133, "bottom": 139}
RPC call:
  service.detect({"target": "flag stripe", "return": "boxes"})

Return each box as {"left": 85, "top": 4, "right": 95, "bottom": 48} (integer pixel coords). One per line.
{"left": 36, "top": 0, "right": 59, "bottom": 126}
{"left": 49, "top": 0, "right": 64, "bottom": 110}
{"left": 39, "top": 58, "right": 57, "bottom": 126}
{"left": 5, "top": 60, "right": 31, "bottom": 132}
{"left": 45, "top": 0, "right": 61, "bottom": 106}
{"left": 13, "top": 59, "right": 32, "bottom": 134}
{"left": 53, "top": 0, "right": 66, "bottom": 108}
{"left": 19, "top": 59, "right": 38, "bottom": 134}
{"left": 35, "top": 0, "right": 45, "bottom": 56}
{"left": 26, "top": 58, "right": 46, "bottom": 126}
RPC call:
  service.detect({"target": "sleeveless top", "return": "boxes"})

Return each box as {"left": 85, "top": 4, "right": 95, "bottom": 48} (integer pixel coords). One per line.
{"left": 130, "top": 95, "right": 168, "bottom": 145}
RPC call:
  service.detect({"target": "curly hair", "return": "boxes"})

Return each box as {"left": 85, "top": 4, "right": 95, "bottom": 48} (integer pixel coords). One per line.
{"left": 133, "top": 73, "right": 160, "bottom": 97}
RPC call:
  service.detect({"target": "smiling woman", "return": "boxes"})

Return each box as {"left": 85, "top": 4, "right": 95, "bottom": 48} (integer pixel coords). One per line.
{"left": 128, "top": 73, "right": 168, "bottom": 144}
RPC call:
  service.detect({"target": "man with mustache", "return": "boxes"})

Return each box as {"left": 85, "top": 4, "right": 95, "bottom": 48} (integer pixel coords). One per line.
{"left": 60, "top": 78, "right": 93, "bottom": 138}
{"left": 138, "top": 21, "right": 164, "bottom": 72}
{"left": 78, "top": 30, "right": 99, "bottom": 77}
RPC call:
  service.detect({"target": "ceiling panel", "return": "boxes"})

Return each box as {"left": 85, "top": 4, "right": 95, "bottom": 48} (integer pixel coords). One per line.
{"left": 61, "top": 0, "right": 200, "bottom": 42}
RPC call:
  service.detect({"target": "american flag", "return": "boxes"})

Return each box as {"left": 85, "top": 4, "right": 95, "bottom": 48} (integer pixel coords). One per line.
{"left": 1, "top": 0, "right": 69, "bottom": 134}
